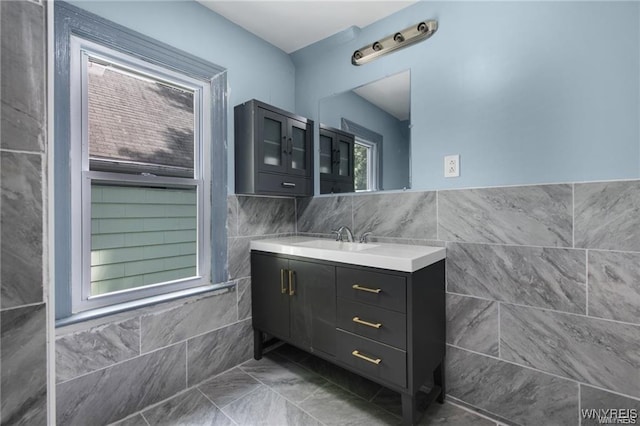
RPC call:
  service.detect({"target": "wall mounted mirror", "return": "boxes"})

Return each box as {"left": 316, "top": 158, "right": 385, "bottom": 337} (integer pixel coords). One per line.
{"left": 318, "top": 70, "right": 411, "bottom": 193}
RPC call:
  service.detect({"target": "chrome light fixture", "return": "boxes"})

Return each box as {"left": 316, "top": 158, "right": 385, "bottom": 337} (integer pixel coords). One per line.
{"left": 352, "top": 20, "right": 438, "bottom": 66}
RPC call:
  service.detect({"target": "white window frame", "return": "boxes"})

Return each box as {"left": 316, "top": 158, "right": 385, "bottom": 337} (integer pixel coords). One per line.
{"left": 69, "top": 36, "right": 212, "bottom": 313}
{"left": 354, "top": 137, "right": 379, "bottom": 192}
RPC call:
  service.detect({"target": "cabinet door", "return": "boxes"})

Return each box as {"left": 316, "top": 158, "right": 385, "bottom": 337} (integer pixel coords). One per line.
{"left": 251, "top": 253, "right": 290, "bottom": 339}
{"left": 336, "top": 133, "right": 354, "bottom": 182}
{"left": 288, "top": 119, "right": 311, "bottom": 177}
{"left": 257, "top": 108, "right": 288, "bottom": 174}
{"left": 288, "top": 259, "right": 336, "bottom": 356}
{"left": 319, "top": 130, "right": 334, "bottom": 179}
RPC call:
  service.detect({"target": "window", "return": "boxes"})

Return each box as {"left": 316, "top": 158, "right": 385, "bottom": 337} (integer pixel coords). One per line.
{"left": 68, "top": 36, "right": 212, "bottom": 313}
{"left": 354, "top": 137, "right": 378, "bottom": 191}
{"left": 55, "top": 3, "right": 227, "bottom": 322}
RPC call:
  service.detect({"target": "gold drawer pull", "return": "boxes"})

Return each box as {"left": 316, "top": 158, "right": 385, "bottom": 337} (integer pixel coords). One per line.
{"left": 352, "top": 317, "right": 382, "bottom": 329}
{"left": 352, "top": 284, "right": 382, "bottom": 294}
{"left": 289, "top": 270, "right": 295, "bottom": 296}
{"left": 352, "top": 350, "right": 381, "bottom": 365}
{"left": 280, "top": 269, "right": 287, "bottom": 294}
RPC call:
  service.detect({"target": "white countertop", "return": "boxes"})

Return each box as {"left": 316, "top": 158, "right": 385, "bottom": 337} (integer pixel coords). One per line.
{"left": 250, "top": 236, "right": 445, "bottom": 272}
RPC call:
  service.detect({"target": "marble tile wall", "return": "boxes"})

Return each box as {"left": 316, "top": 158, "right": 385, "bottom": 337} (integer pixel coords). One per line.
{"left": 296, "top": 181, "right": 640, "bottom": 425}
{"left": 56, "top": 194, "right": 293, "bottom": 424}
{"left": 0, "top": 0, "right": 48, "bottom": 424}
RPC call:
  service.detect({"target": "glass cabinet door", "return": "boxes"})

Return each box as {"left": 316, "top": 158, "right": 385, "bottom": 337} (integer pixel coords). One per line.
{"left": 288, "top": 119, "right": 310, "bottom": 176}
{"left": 338, "top": 139, "right": 351, "bottom": 178}
{"left": 319, "top": 132, "right": 333, "bottom": 175}
{"left": 258, "top": 109, "right": 287, "bottom": 173}
{"left": 290, "top": 124, "right": 306, "bottom": 172}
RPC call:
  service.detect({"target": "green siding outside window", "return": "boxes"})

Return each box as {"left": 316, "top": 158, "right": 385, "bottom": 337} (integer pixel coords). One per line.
{"left": 90, "top": 185, "right": 197, "bottom": 296}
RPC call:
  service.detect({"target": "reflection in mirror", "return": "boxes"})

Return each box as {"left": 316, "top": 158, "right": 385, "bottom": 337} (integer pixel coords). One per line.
{"left": 318, "top": 70, "right": 411, "bottom": 193}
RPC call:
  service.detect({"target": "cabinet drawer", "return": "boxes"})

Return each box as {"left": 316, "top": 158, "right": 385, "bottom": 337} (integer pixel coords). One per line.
{"left": 336, "top": 330, "right": 406, "bottom": 388}
{"left": 256, "top": 173, "right": 310, "bottom": 196}
{"left": 337, "top": 267, "right": 406, "bottom": 313}
{"left": 337, "top": 299, "right": 406, "bottom": 350}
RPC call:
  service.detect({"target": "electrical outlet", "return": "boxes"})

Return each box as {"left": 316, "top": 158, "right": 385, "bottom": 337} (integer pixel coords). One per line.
{"left": 444, "top": 155, "right": 460, "bottom": 178}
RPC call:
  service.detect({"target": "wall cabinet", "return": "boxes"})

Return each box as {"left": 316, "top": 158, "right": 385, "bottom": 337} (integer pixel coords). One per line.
{"left": 251, "top": 251, "right": 445, "bottom": 425}
{"left": 235, "top": 100, "right": 313, "bottom": 196}
{"left": 319, "top": 125, "right": 354, "bottom": 194}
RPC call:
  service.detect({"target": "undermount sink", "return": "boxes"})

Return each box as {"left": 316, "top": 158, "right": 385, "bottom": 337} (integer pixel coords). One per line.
{"left": 251, "top": 236, "right": 446, "bottom": 272}
{"left": 292, "top": 239, "right": 379, "bottom": 252}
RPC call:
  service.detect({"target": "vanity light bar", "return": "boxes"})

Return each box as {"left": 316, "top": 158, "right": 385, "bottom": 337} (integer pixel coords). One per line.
{"left": 351, "top": 20, "right": 438, "bottom": 66}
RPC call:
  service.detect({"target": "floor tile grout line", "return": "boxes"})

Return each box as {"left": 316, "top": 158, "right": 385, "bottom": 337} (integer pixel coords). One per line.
{"left": 296, "top": 382, "right": 328, "bottom": 405}
{"left": 236, "top": 366, "right": 330, "bottom": 426}
{"left": 196, "top": 388, "right": 239, "bottom": 426}
{"left": 276, "top": 350, "right": 406, "bottom": 420}
{"left": 446, "top": 399, "right": 509, "bottom": 425}
{"left": 139, "top": 412, "right": 151, "bottom": 426}
{"left": 446, "top": 395, "right": 521, "bottom": 426}
{"left": 219, "top": 386, "right": 266, "bottom": 425}
{"left": 119, "top": 386, "right": 204, "bottom": 425}
{"left": 368, "top": 385, "right": 385, "bottom": 402}
{"left": 285, "top": 354, "right": 384, "bottom": 405}
{"left": 204, "top": 370, "right": 263, "bottom": 410}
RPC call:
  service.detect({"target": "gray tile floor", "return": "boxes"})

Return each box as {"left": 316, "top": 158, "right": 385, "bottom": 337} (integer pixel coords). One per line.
{"left": 111, "top": 344, "right": 498, "bottom": 426}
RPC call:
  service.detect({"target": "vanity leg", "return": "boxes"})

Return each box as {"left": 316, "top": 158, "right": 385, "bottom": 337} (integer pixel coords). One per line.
{"left": 253, "top": 328, "right": 263, "bottom": 360}
{"left": 401, "top": 393, "right": 417, "bottom": 425}
{"left": 434, "top": 360, "right": 445, "bottom": 403}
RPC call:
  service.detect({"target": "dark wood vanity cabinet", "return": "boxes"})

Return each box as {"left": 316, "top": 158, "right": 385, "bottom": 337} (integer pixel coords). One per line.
{"left": 235, "top": 100, "right": 313, "bottom": 196}
{"left": 251, "top": 252, "right": 337, "bottom": 357}
{"left": 319, "top": 125, "right": 355, "bottom": 194}
{"left": 251, "top": 251, "right": 446, "bottom": 425}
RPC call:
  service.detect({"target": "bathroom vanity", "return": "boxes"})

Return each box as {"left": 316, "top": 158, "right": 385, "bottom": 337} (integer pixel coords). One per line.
{"left": 250, "top": 237, "right": 446, "bottom": 425}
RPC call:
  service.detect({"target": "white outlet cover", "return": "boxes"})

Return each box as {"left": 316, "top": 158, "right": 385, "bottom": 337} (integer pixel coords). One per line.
{"left": 444, "top": 155, "right": 460, "bottom": 178}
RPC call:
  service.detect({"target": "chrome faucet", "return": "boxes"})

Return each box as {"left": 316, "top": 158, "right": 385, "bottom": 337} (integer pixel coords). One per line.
{"left": 359, "top": 232, "right": 372, "bottom": 243}
{"left": 336, "top": 226, "right": 355, "bottom": 242}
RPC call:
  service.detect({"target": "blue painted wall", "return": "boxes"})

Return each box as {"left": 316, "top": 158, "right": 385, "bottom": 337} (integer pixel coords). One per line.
{"left": 68, "top": 1, "right": 640, "bottom": 192}
{"left": 319, "top": 90, "right": 410, "bottom": 190}
{"left": 70, "top": 0, "right": 296, "bottom": 193}
{"left": 293, "top": 1, "right": 640, "bottom": 190}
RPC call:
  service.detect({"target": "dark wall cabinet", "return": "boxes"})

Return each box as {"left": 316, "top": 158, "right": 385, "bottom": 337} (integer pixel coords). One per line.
{"left": 251, "top": 251, "right": 446, "bottom": 425}
{"left": 319, "top": 125, "right": 355, "bottom": 194}
{"left": 235, "top": 100, "right": 313, "bottom": 196}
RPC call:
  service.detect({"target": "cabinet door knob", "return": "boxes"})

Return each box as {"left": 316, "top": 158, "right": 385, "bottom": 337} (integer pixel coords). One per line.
{"left": 351, "top": 350, "right": 382, "bottom": 365}
{"left": 352, "top": 284, "right": 382, "bottom": 294}
{"left": 281, "top": 182, "right": 296, "bottom": 188}
{"left": 352, "top": 316, "right": 382, "bottom": 329}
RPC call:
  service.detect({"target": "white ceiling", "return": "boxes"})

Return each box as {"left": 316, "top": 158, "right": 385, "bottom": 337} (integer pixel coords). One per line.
{"left": 197, "top": 1, "right": 417, "bottom": 54}
{"left": 353, "top": 70, "right": 410, "bottom": 120}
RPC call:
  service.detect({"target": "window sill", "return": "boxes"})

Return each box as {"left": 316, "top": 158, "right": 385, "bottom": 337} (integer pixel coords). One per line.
{"left": 55, "top": 282, "right": 235, "bottom": 330}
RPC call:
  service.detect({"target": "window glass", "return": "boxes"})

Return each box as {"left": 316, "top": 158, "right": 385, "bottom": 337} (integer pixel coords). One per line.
{"left": 87, "top": 57, "right": 195, "bottom": 178}
{"left": 90, "top": 184, "right": 197, "bottom": 297}
{"left": 354, "top": 143, "right": 369, "bottom": 190}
